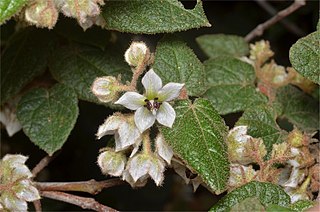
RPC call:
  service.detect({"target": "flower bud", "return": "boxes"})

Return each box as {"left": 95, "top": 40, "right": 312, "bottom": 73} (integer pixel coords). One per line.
{"left": 259, "top": 61, "right": 290, "bottom": 88}
{"left": 25, "top": 0, "right": 58, "bottom": 29}
{"left": 228, "top": 164, "right": 256, "bottom": 189}
{"left": 91, "top": 76, "right": 119, "bottom": 103}
{"left": 249, "top": 40, "right": 274, "bottom": 65}
{"left": 271, "top": 142, "right": 290, "bottom": 160}
{"left": 226, "top": 126, "right": 255, "bottom": 165}
{"left": 124, "top": 42, "right": 151, "bottom": 67}
{"left": 97, "top": 149, "right": 127, "bottom": 177}
{"left": 287, "top": 128, "right": 306, "bottom": 148}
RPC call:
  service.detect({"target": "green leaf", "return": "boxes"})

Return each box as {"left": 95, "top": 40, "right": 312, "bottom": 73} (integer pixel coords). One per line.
{"left": 266, "top": 204, "right": 294, "bottom": 212}
{"left": 276, "top": 85, "right": 319, "bottom": 132}
{"left": 17, "top": 84, "right": 79, "bottom": 155}
{"left": 1, "top": 28, "right": 55, "bottom": 105}
{"left": 203, "top": 57, "right": 267, "bottom": 115}
{"left": 153, "top": 36, "right": 207, "bottom": 96}
{"left": 49, "top": 43, "right": 131, "bottom": 104}
{"left": 160, "top": 98, "right": 229, "bottom": 194}
{"left": 101, "top": 0, "right": 210, "bottom": 34}
{"left": 289, "top": 31, "right": 320, "bottom": 84}
{"left": 54, "top": 19, "right": 111, "bottom": 50}
{"left": 236, "top": 104, "right": 286, "bottom": 157}
{"left": 210, "top": 181, "right": 291, "bottom": 212}
{"left": 290, "top": 200, "right": 314, "bottom": 212}
{"left": 0, "top": 0, "right": 28, "bottom": 24}
{"left": 230, "top": 197, "right": 265, "bottom": 212}
{"left": 196, "top": 34, "right": 249, "bottom": 59}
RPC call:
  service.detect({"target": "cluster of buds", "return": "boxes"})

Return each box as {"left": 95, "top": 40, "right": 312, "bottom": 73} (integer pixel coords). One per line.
{"left": 22, "top": 0, "right": 106, "bottom": 30}
{"left": 226, "top": 126, "right": 319, "bottom": 203}
{"left": 93, "top": 42, "right": 185, "bottom": 187}
{"left": 0, "top": 155, "right": 40, "bottom": 211}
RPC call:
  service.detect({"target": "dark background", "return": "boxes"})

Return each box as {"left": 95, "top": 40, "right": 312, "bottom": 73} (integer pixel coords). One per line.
{"left": 1, "top": 0, "right": 319, "bottom": 211}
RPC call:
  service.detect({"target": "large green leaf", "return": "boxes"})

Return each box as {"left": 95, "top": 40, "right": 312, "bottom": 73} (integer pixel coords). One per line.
{"left": 153, "top": 36, "right": 207, "bottom": 96}
{"left": 17, "top": 84, "right": 79, "bottom": 155}
{"left": 204, "top": 57, "right": 267, "bottom": 115}
{"left": 196, "top": 34, "right": 249, "bottom": 59}
{"left": 0, "top": 0, "right": 28, "bottom": 24}
{"left": 290, "top": 200, "right": 314, "bottom": 212}
{"left": 289, "top": 31, "right": 320, "bottom": 84}
{"left": 210, "top": 181, "right": 291, "bottom": 212}
{"left": 1, "top": 28, "right": 55, "bottom": 105}
{"left": 276, "top": 85, "right": 319, "bottom": 132}
{"left": 160, "top": 98, "right": 229, "bottom": 194}
{"left": 236, "top": 104, "right": 286, "bottom": 157}
{"left": 49, "top": 43, "right": 131, "bottom": 104}
{"left": 101, "top": 0, "right": 210, "bottom": 34}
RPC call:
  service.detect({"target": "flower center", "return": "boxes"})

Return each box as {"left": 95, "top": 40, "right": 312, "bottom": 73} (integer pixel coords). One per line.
{"left": 144, "top": 98, "right": 161, "bottom": 115}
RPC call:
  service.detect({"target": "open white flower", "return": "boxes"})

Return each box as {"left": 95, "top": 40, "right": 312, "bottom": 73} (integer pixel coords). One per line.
{"left": 96, "top": 113, "right": 142, "bottom": 152}
{"left": 115, "top": 69, "right": 184, "bottom": 132}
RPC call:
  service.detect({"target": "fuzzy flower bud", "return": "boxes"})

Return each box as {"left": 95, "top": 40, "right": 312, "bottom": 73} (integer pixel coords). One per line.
{"left": 25, "top": 0, "right": 58, "bottom": 29}
{"left": 226, "top": 126, "right": 255, "bottom": 165}
{"left": 97, "top": 149, "right": 127, "bottom": 177}
{"left": 124, "top": 42, "right": 151, "bottom": 68}
{"left": 249, "top": 40, "right": 274, "bottom": 65}
{"left": 287, "top": 128, "right": 306, "bottom": 148}
{"left": 0, "top": 155, "right": 40, "bottom": 211}
{"left": 228, "top": 164, "right": 256, "bottom": 189}
{"left": 259, "top": 61, "right": 290, "bottom": 88}
{"left": 91, "top": 76, "right": 120, "bottom": 103}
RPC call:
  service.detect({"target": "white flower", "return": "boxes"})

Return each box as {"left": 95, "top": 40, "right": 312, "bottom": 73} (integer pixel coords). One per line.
{"left": 155, "top": 133, "right": 173, "bottom": 165}
{"left": 115, "top": 69, "right": 184, "bottom": 133}
{"left": 97, "top": 150, "right": 127, "bottom": 177}
{"left": 126, "top": 153, "right": 165, "bottom": 186}
{"left": 0, "top": 154, "right": 40, "bottom": 212}
{"left": 96, "top": 113, "right": 142, "bottom": 152}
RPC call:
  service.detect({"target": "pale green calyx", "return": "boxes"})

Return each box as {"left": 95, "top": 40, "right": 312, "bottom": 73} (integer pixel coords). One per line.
{"left": 97, "top": 150, "right": 127, "bottom": 177}
{"left": 0, "top": 154, "right": 40, "bottom": 212}
{"left": 91, "top": 76, "right": 120, "bottom": 103}
{"left": 124, "top": 41, "right": 150, "bottom": 67}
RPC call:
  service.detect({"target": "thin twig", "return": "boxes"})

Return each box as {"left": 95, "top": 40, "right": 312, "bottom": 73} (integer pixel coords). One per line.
{"left": 40, "top": 191, "right": 117, "bottom": 212}
{"left": 32, "top": 199, "right": 42, "bottom": 212}
{"left": 255, "top": 0, "right": 305, "bottom": 37}
{"left": 32, "top": 151, "right": 60, "bottom": 177}
{"left": 245, "top": 0, "right": 306, "bottom": 42}
{"left": 35, "top": 179, "right": 124, "bottom": 195}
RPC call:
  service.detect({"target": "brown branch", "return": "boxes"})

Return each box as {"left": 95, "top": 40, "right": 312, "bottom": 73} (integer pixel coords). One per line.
{"left": 33, "top": 200, "right": 42, "bottom": 212}
{"left": 245, "top": 0, "right": 306, "bottom": 42}
{"left": 35, "top": 179, "right": 124, "bottom": 195}
{"left": 255, "top": 0, "right": 305, "bottom": 37}
{"left": 40, "top": 191, "right": 117, "bottom": 212}
{"left": 32, "top": 151, "right": 60, "bottom": 177}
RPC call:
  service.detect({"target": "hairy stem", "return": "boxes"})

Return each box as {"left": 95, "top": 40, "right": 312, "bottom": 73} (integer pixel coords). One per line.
{"left": 245, "top": 0, "right": 306, "bottom": 42}
{"left": 35, "top": 179, "right": 124, "bottom": 195}
{"left": 40, "top": 191, "right": 117, "bottom": 212}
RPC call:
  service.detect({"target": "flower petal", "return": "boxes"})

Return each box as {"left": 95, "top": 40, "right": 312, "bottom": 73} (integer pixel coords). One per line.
{"left": 96, "top": 114, "right": 124, "bottom": 139}
{"left": 3, "top": 193, "right": 27, "bottom": 211}
{"left": 155, "top": 133, "right": 173, "bottom": 164}
{"left": 116, "top": 121, "right": 142, "bottom": 151}
{"left": 115, "top": 92, "right": 145, "bottom": 110}
{"left": 158, "top": 83, "right": 184, "bottom": 102}
{"left": 15, "top": 181, "right": 40, "bottom": 201}
{"left": 134, "top": 107, "right": 156, "bottom": 133}
{"left": 142, "top": 69, "right": 162, "bottom": 99}
{"left": 128, "top": 154, "right": 150, "bottom": 182}
{"left": 156, "top": 102, "right": 176, "bottom": 128}
{"left": 148, "top": 156, "right": 165, "bottom": 186}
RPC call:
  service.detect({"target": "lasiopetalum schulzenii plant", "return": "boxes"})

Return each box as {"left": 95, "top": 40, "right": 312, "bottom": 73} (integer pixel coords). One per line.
{"left": 1, "top": 0, "right": 319, "bottom": 211}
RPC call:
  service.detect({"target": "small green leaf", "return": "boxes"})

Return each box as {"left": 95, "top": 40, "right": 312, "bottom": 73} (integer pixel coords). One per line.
{"left": 17, "top": 84, "right": 79, "bottom": 155}
{"left": 236, "top": 104, "right": 286, "bottom": 157}
{"left": 203, "top": 57, "right": 267, "bottom": 114}
{"left": 161, "top": 98, "right": 229, "bottom": 194}
{"left": 230, "top": 197, "right": 265, "bottom": 211}
{"left": 101, "top": 0, "right": 210, "bottom": 34}
{"left": 1, "top": 28, "right": 55, "bottom": 105}
{"left": 210, "top": 181, "right": 291, "bottom": 212}
{"left": 289, "top": 31, "right": 320, "bottom": 84}
{"left": 0, "top": 0, "right": 28, "bottom": 24}
{"left": 266, "top": 204, "right": 294, "bottom": 212}
{"left": 276, "top": 85, "right": 319, "bottom": 132}
{"left": 153, "top": 36, "right": 207, "bottom": 96}
{"left": 49, "top": 43, "right": 131, "bottom": 104}
{"left": 290, "top": 200, "right": 314, "bottom": 212}
{"left": 196, "top": 34, "right": 249, "bottom": 58}
{"left": 54, "top": 19, "right": 111, "bottom": 50}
